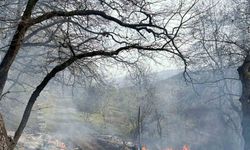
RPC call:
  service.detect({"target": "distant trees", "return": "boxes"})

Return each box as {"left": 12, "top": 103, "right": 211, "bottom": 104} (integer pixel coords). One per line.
{"left": 188, "top": 0, "right": 250, "bottom": 149}
{"left": 74, "top": 85, "right": 103, "bottom": 121}
{"left": 127, "top": 67, "right": 165, "bottom": 147}
{"left": 0, "top": 0, "right": 197, "bottom": 149}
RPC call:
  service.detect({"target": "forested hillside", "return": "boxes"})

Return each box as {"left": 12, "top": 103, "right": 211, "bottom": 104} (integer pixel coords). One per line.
{"left": 0, "top": 69, "right": 241, "bottom": 149}
{"left": 0, "top": 0, "right": 250, "bottom": 150}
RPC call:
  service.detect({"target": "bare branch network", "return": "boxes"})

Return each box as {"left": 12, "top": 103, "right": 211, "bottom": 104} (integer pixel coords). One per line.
{"left": 0, "top": 0, "right": 199, "bottom": 148}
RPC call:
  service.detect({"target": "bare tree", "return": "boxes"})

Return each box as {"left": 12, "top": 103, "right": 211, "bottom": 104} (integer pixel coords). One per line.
{"left": 188, "top": 0, "right": 250, "bottom": 149}
{"left": 0, "top": 0, "right": 198, "bottom": 149}
{"left": 127, "top": 66, "right": 165, "bottom": 147}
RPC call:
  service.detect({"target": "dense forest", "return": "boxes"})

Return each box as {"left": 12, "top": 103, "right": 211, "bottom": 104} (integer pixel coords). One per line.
{"left": 0, "top": 0, "right": 249, "bottom": 150}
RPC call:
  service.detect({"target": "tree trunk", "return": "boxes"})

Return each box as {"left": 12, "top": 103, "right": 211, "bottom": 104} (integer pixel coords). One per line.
{"left": 238, "top": 55, "right": 250, "bottom": 150}
{"left": 0, "top": 0, "right": 38, "bottom": 149}
{"left": 137, "top": 106, "right": 141, "bottom": 146}
{"left": 0, "top": 0, "right": 38, "bottom": 96}
{"left": 0, "top": 114, "right": 13, "bottom": 150}
{"left": 0, "top": 19, "right": 29, "bottom": 150}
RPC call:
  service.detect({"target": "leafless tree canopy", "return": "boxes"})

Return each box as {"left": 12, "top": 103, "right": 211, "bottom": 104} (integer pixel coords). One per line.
{"left": 0, "top": 0, "right": 199, "bottom": 149}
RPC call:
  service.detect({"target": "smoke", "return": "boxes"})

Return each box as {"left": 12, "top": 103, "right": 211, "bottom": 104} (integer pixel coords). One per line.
{"left": 0, "top": 68, "right": 243, "bottom": 150}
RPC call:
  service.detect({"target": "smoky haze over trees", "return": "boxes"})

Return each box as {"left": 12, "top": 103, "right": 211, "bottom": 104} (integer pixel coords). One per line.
{"left": 0, "top": 0, "right": 196, "bottom": 149}
{"left": 0, "top": 0, "right": 249, "bottom": 150}
{"left": 188, "top": 0, "right": 250, "bottom": 149}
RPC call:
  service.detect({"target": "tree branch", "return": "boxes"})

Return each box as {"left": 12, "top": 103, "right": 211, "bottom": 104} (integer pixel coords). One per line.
{"left": 30, "top": 10, "right": 169, "bottom": 36}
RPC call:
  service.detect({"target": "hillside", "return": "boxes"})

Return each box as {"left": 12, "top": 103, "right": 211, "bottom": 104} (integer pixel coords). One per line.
{"left": 1, "top": 69, "right": 243, "bottom": 150}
